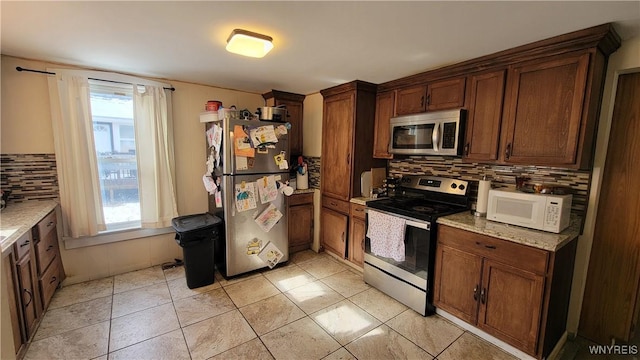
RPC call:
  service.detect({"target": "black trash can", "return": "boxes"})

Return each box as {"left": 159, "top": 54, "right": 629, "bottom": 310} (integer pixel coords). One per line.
{"left": 171, "top": 213, "right": 222, "bottom": 289}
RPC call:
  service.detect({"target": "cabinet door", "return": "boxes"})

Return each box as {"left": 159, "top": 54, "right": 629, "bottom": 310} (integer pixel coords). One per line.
{"left": 277, "top": 99, "right": 304, "bottom": 156}
{"left": 434, "top": 244, "right": 483, "bottom": 324}
{"left": 373, "top": 91, "right": 395, "bottom": 159}
{"left": 348, "top": 217, "right": 365, "bottom": 267}
{"left": 501, "top": 53, "right": 589, "bottom": 166}
{"left": 426, "top": 77, "right": 466, "bottom": 111}
{"left": 322, "top": 92, "right": 354, "bottom": 200}
{"left": 289, "top": 203, "right": 313, "bottom": 252}
{"left": 3, "top": 253, "right": 24, "bottom": 352}
{"left": 395, "top": 86, "right": 427, "bottom": 115}
{"left": 16, "top": 253, "right": 38, "bottom": 340}
{"left": 478, "top": 259, "right": 545, "bottom": 355}
{"left": 321, "top": 207, "right": 348, "bottom": 258}
{"left": 464, "top": 70, "right": 506, "bottom": 161}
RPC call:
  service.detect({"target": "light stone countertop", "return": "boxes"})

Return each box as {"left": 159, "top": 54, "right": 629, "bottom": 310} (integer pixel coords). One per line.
{"left": 1, "top": 200, "right": 59, "bottom": 254}
{"left": 437, "top": 211, "right": 581, "bottom": 252}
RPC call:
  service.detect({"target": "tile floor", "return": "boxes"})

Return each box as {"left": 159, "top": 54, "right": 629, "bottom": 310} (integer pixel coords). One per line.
{"left": 24, "top": 250, "right": 519, "bottom": 360}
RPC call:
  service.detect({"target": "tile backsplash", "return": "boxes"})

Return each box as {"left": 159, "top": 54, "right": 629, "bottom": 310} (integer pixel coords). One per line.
{"left": 306, "top": 156, "right": 321, "bottom": 189}
{"left": 389, "top": 156, "right": 590, "bottom": 217}
{"left": 0, "top": 154, "right": 59, "bottom": 203}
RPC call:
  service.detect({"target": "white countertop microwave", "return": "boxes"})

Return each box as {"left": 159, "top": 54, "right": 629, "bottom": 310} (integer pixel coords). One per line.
{"left": 487, "top": 188, "right": 572, "bottom": 233}
{"left": 388, "top": 109, "right": 466, "bottom": 156}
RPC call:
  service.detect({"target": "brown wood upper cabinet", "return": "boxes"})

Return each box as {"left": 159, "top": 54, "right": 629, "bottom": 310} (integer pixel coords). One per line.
{"left": 395, "top": 85, "right": 427, "bottom": 115}
{"left": 262, "top": 90, "right": 305, "bottom": 157}
{"left": 463, "top": 70, "right": 506, "bottom": 161}
{"left": 500, "top": 52, "right": 591, "bottom": 167}
{"left": 394, "top": 77, "right": 466, "bottom": 116}
{"left": 373, "top": 91, "right": 395, "bottom": 159}
{"left": 426, "top": 77, "right": 466, "bottom": 111}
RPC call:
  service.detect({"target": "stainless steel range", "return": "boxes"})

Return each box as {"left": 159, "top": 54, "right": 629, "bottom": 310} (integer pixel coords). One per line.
{"left": 364, "top": 175, "right": 469, "bottom": 316}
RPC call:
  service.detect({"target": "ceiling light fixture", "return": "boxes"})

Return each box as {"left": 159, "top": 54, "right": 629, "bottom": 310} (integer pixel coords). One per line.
{"left": 226, "top": 29, "right": 274, "bottom": 58}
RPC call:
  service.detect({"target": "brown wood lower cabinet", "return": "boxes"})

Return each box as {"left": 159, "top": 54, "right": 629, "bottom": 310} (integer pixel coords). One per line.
{"left": 288, "top": 192, "right": 314, "bottom": 253}
{"left": 320, "top": 207, "right": 348, "bottom": 258}
{"left": 3, "top": 207, "right": 65, "bottom": 358}
{"left": 434, "top": 224, "right": 576, "bottom": 359}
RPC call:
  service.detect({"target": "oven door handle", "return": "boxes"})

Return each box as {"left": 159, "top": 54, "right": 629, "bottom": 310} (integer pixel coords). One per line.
{"left": 365, "top": 208, "right": 431, "bottom": 231}
{"left": 405, "top": 219, "right": 430, "bottom": 231}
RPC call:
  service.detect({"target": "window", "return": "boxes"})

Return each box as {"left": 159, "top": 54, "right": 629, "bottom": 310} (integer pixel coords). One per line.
{"left": 47, "top": 69, "right": 178, "bottom": 241}
{"left": 90, "top": 85, "right": 141, "bottom": 230}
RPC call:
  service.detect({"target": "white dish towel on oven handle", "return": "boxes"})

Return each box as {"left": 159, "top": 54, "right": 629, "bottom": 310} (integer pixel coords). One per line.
{"left": 366, "top": 210, "right": 406, "bottom": 262}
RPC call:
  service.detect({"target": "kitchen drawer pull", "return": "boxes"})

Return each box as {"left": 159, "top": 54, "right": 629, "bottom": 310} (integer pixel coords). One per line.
{"left": 46, "top": 245, "right": 54, "bottom": 251}
{"left": 420, "top": 95, "right": 425, "bottom": 108}
{"left": 346, "top": 154, "right": 351, "bottom": 165}
{"left": 484, "top": 245, "right": 497, "bottom": 249}
{"left": 341, "top": 232, "right": 345, "bottom": 243}
{"left": 473, "top": 285, "right": 478, "bottom": 301}
{"left": 464, "top": 143, "right": 470, "bottom": 156}
{"left": 426, "top": 94, "right": 431, "bottom": 106}
{"left": 20, "top": 240, "right": 30, "bottom": 248}
{"left": 49, "top": 276, "right": 57, "bottom": 285}
{"left": 505, "top": 143, "right": 512, "bottom": 160}
{"left": 355, "top": 208, "right": 364, "bottom": 212}
{"left": 47, "top": 221, "right": 54, "bottom": 227}
{"left": 480, "top": 288, "right": 486, "bottom": 304}
{"left": 23, "top": 288, "right": 33, "bottom": 307}
{"left": 330, "top": 202, "right": 337, "bottom": 207}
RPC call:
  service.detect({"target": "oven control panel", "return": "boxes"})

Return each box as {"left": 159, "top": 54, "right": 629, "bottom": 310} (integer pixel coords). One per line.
{"left": 401, "top": 176, "right": 468, "bottom": 196}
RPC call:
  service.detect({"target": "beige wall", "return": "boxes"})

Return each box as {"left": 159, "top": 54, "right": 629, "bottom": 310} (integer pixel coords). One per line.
{"left": 0, "top": 55, "right": 264, "bottom": 284}
{"left": 566, "top": 35, "right": 640, "bottom": 334}
{"left": 302, "top": 92, "right": 323, "bottom": 251}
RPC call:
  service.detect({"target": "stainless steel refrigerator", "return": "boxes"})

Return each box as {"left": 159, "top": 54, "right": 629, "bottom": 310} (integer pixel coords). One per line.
{"left": 207, "top": 116, "right": 289, "bottom": 277}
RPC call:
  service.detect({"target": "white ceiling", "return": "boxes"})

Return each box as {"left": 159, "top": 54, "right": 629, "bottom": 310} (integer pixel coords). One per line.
{"left": 2, "top": 1, "right": 639, "bottom": 95}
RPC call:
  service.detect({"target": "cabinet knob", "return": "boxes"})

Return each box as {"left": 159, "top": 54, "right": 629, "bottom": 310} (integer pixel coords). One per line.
{"left": 420, "top": 95, "right": 425, "bottom": 108}
{"left": 46, "top": 245, "right": 54, "bottom": 251}
{"left": 426, "top": 94, "right": 431, "bottom": 106}
{"left": 49, "top": 276, "right": 57, "bottom": 285}
{"left": 47, "top": 221, "right": 54, "bottom": 227}
{"left": 20, "top": 240, "right": 30, "bottom": 248}
{"left": 473, "top": 285, "right": 478, "bottom": 301}
{"left": 505, "top": 143, "right": 512, "bottom": 160}
{"left": 464, "top": 143, "right": 470, "bottom": 156}
{"left": 480, "top": 288, "right": 487, "bottom": 304}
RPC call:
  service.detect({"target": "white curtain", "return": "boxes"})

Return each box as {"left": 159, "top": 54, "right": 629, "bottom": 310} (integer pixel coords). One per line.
{"left": 133, "top": 85, "right": 178, "bottom": 228}
{"left": 47, "top": 73, "right": 106, "bottom": 237}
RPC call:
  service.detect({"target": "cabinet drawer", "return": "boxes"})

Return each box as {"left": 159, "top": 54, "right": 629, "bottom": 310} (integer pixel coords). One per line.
{"left": 322, "top": 196, "right": 350, "bottom": 214}
{"left": 14, "top": 231, "right": 32, "bottom": 261}
{"left": 438, "top": 225, "right": 548, "bottom": 274}
{"left": 290, "top": 192, "right": 313, "bottom": 206}
{"left": 36, "top": 230, "right": 58, "bottom": 274}
{"left": 350, "top": 203, "right": 366, "bottom": 220}
{"left": 39, "top": 256, "right": 60, "bottom": 310}
{"left": 35, "top": 210, "right": 57, "bottom": 242}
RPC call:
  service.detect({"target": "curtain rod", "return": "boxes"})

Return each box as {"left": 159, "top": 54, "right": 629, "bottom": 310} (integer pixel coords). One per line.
{"left": 16, "top": 66, "right": 176, "bottom": 91}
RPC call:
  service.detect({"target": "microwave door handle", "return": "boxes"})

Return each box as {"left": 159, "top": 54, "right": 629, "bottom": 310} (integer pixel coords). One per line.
{"left": 432, "top": 123, "right": 440, "bottom": 152}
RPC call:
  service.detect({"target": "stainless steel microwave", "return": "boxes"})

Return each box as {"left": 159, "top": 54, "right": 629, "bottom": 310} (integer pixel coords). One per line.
{"left": 389, "top": 109, "right": 466, "bottom": 156}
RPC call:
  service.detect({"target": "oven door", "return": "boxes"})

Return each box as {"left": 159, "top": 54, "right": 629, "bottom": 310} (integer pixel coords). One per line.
{"left": 363, "top": 209, "right": 432, "bottom": 290}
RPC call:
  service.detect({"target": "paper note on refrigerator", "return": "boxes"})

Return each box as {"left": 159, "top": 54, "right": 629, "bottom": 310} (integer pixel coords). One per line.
{"left": 235, "top": 182, "right": 257, "bottom": 212}
{"left": 233, "top": 125, "right": 255, "bottom": 157}
{"left": 235, "top": 156, "right": 248, "bottom": 170}
{"left": 257, "top": 175, "right": 278, "bottom": 204}
{"left": 249, "top": 125, "right": 278, "bottom": 147}
{"left": 254, "top": 203, "right": 283, "bottom": 232}
{"left": 257, "top": 241, "right": 283, "bottom": 268}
